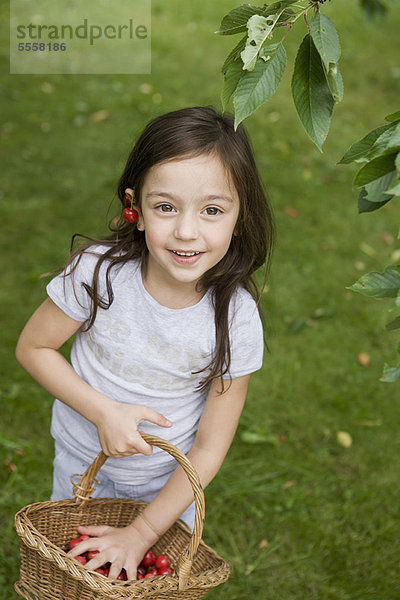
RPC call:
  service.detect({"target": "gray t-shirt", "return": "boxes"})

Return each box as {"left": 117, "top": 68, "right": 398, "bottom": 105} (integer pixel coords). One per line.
{"left": 46, "top": 246, "right": 264, "bottom": 484}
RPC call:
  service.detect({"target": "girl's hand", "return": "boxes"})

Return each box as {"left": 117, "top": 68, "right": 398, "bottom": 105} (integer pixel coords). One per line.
{"left": 67, "top": 523, "right": 154, "bottom": 580}
{"left": 95, "top": 402, "right": 172, "bottom": 457}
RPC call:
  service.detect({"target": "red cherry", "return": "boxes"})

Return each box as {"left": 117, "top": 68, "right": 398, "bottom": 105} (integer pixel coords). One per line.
{"left": 69, "top": 537, "right": 82, "bottom": 550}
{"left": 137, "top": 572, "right": 144, "bottom": 580}
{"left": 87, "top": 550, "right": 100, "bottom": 560}
{"left": 117, "top": 569, "right": 127, "bottom": 581}
{"left": 123, "top": 207, "right": 139, "bottom": 224}
{"left": 75, "top": 555, "right": 87, "bottom": 565}
{"left": 155, "top": 554, "right": 169, "bottom": 569}
{"left": 124, "top": 194, "right": 132, "bottom": 207}
{"left": 144, "top": 568, "right": 158, "bottom": 578}
{"left": 94, "top": 568, "right": 106, "bottom": 576}
{"left": 79, "top": 534, "right": 90, "bottom": 541}
{"left": 141, "top": 550, "right": 156, "bottom": 567}
{"left": 103, "top": 567, "right": 110, "bottom": 577}
{"left": 158, "top": 566, "right": 173, "bottom": 576}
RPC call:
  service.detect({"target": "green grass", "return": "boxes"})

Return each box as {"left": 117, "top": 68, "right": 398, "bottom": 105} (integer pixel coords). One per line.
{"left": 1, "top": 1, "right": 400, "bottom": 598}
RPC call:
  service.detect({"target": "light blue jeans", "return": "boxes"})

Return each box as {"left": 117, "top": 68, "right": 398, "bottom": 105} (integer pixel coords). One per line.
{"left": 51, "top": 440, "right": 196, "bottom": 529}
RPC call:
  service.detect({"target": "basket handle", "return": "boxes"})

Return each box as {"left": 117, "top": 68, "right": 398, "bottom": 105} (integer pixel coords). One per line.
{"left": 72, "top": 432, "right": 205, "bottom": 591}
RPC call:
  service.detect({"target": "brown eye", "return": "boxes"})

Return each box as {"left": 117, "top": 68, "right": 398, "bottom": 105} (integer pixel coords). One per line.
{"left": 157, "top": 204, "right": 174, "bottom": 212}
{"left": 205, "top": 206, "right": 221, "bottom": 216}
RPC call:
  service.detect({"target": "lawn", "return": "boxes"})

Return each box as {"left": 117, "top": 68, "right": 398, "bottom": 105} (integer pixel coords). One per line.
{"left": 1, "top": 1, "right": 399, "bottom": 598}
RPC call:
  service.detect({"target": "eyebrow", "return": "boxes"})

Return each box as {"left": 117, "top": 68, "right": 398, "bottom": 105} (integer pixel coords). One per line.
{"left": 145, "top": 191, "right": 234, "bottom": 203}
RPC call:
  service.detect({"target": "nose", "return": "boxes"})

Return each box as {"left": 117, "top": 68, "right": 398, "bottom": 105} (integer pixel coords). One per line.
{"left": 174, "top": 212, "right": 199, "bottom": 241}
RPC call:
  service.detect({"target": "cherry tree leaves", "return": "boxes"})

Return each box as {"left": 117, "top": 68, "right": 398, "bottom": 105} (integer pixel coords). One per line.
{"left": 217, "top": 3, "right": 342, "bottom": 150}
{"left": 292, "top": 13, "right": 342, "bottom": 151}
{"left": 343, "top": 112, "right": 400, "bottom": 381}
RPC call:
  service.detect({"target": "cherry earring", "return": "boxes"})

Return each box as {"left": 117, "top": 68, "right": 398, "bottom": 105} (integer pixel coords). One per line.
{"left": 122, "top": 193, "right": 139, "bottom": 224}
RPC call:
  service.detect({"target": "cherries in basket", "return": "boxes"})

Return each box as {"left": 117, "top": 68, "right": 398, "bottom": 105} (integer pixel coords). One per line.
{"left": 69, "top": 535, "right": 173, "bottom": 581}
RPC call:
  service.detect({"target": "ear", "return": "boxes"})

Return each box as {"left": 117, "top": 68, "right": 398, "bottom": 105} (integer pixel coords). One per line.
{"left": 124, "top": 187, "right": 134, "bottom": 202}
{"left": 132, "top": 200, "right": 144, "bottom": 231}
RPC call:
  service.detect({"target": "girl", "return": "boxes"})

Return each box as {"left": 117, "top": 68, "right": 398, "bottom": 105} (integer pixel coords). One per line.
{"left": 16, "top": 106, "right": 275, "bottom": 580}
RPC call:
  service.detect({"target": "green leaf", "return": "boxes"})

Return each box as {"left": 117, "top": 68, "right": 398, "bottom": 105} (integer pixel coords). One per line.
{"left": 266, "top": 0, "right": 299, "bottom": 10}
{"left": 386, "top": 110, "right": 400, "bottom": 122}
{"left": 358, "top": 171, "right": 396, "bottom": 211}
{"left": 358, "top": 190, "right": 391, "bottom": 213}
{"left": 380, "top": 363, "right": 400, "bottom": 383}
{"left": 309, "top": 13, "right": 341, "bottom": 70}
{"left": 338, "top": 123, "right": 393, "bottom": 164}
{"left": 309, "top": 14, "right": 342, "bottom": 103}
{"left": 221, "top": 59, "right": 244, "bottom": 112}
{"left": 234, "top": 43, "right": 287, "bottom": 128}
{"left": 291, "top": 34, "right": 334, "bottom": 152}
{"left": 348, "top": 265, "right": 400, "bottom": 298}
{"left": 325, "top": 61, "right": 344, "bottom": 103}
{"left": 216, "top": 4, "right": 265, "bottom": 35}
{"left": 385, "top": 173, "right": 400, "bottom": 197}
{"left": 222, "top": 34, "right": 248, "bottom": 74}
{"left": 240, "top": 13, "right": 282, "bottom": 71}
{"left": 386, "top": 315, "right": 400, "bottom": 331}
{"left": 354, "top": 153, "right": 397, "bottom": 186}
{"left": 366, "top": 121, "right": 400, "bottom": 160}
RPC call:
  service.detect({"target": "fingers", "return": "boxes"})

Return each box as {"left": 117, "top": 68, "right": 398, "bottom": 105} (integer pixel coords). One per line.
{"left": 141, "top": 407, "right": 173, "bottom": 429}
{"left": 77, "top": 524, "right": 110, "bottom": 537}
{"left": 107, "top": 559, "right": 125, "bottom": 580}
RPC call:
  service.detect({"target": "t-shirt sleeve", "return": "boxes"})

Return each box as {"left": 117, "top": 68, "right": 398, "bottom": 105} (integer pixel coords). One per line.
{"left": 226, "top": 290, "right": 264, "bottom": 379}
{"left": 46, "top": 250, "right": 103, "bottom": 322}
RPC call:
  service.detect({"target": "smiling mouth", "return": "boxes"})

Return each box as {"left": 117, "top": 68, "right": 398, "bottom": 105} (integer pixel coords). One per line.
{"left": 170, "top": 250, "right": 201, "bottom": 257}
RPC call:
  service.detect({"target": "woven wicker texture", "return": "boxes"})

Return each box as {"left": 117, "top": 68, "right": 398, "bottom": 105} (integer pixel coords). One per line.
{"left": 14, "top": 433, "right": 231, "bottom": 600}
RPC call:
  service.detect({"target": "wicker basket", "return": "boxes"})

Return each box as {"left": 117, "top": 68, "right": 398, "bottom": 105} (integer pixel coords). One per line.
{"left": 14, "top": 433, "right": 231, "bottom": 600}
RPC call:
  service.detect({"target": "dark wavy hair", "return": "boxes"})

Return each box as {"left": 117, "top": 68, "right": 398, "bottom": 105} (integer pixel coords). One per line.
{"left": 65, "top": 106, "right": 275, "bottom": 391}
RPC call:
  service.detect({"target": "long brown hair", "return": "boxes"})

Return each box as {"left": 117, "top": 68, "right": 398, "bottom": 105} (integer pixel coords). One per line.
{"left": 66, "top": 106, "right": 275, "bottom": 391}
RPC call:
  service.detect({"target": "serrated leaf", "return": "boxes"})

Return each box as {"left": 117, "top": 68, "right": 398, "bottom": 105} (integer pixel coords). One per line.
{"left": 234, "top": 43, "right": 286, "bottom": 128}
{"left": 221, "top": 59, "right": 244, "bottom": 112}
{"left": 325, "top": 60, "right": 344, "bottom": 103}
{"left": 309, "top": 13, "right": 341, "bottom": 69}
{"left": 358, "top": 191, "right": 391, "bottom": 213}
{"left": 349, "top": 265, "right": 400, "bottom": 298}
{"left": 222, "top": 34, "right": 248, "bottom": 74}
{"left": 309, "top": 14, "right": 342, "bottom": 103}
{"left": 291, "top": 34, "right": 334, "bottom": 152}
{"left": 216, "top": 4, "right": 265, "bottom": 35}
{"left": 385, "top": 174, "right": 400, "bottom": 197}
{"left": 266, "top": 0, "right": 299, "bottom": 10}
{"left": 358, "top": 171, "right": 396, "bottom": 211}
{"left": 366, "top": 121, "right": 400, "bottom": 160}
{"left": 354, "top": 153, "right": 397, "bottom": 186}
{"left": 380, "top": 363, "right": 400, "bottom": 383}
{"left": 240, "top": 14, "right": 281, "bottom": 71}
{"left": 338, "top": 123, "right": 393, "bottom": 164}
{"left": 385, "top": 111, "right": 400, "bottom": 122}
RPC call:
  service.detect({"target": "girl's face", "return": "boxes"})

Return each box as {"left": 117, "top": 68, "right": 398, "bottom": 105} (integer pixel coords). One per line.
{"left": 131, "top": 153, "right": 240, "bottom": 305}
